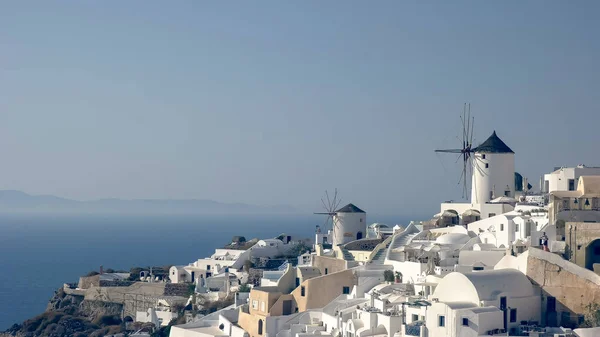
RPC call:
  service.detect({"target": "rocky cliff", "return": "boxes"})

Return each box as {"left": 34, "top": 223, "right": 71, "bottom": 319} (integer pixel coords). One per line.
{"left": 1, "top": 288, "right": 125, "bottom": 337}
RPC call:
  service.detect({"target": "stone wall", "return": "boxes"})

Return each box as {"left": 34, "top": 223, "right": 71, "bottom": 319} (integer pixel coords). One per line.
{"left": 78, "top": 275, "right": 100, "bottom": 289}
{"left": 164, "top": 283, "right": 192, "bottom": 297}
{"left": 526, "top": 248, "right": 600, "bottom": 327}
{"left": 247, "top": 268, "right": 264, "bottom": 286}
{"left": 564, "top": 222, "right": 600, "bottom": 270}
{"left": 99, "top": 280, "right": 136, "bottom": 287}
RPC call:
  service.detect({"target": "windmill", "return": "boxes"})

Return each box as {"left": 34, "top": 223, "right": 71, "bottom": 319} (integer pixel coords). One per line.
{"left": 314, "top": 189, "right": 342, "bottom": 240}
{"left": 434, "top": 103, "right": 485, "bottom": 199}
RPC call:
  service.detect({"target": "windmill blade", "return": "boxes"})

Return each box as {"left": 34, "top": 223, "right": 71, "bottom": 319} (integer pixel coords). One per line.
{"left": 435, "top": 149, "right": 463, "bottom": 153}
{"left": 321, "top": 198, "right": 328, "bottom": 211}
{"left": 466, "top": 103, "right": 471, "bottom": 146}
{"left": 455, "top": 153, "right": 463, "bottom": 164}
{"left": 457, "top": 165, "right": 465, "bottom": 186}
{"left": 463, "top": 160, "right": 468, "bottom": 199}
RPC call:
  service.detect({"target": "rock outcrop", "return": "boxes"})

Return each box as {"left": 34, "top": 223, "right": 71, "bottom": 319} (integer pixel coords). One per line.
{"left": 1, "top": 288, "right": 125, "bottom": 337}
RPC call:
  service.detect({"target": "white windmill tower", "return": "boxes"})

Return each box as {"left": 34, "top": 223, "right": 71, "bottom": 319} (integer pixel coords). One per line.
{"left": 470, "top": 131, "right": 515, "bottom": 204}
{"left": 435, "top": 104, "right": 515, "bottom": 205}
{"left": 315, "top": 190, "right": 367, "bottom": 246}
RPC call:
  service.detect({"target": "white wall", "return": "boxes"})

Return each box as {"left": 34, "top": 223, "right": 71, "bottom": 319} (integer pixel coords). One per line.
{"left": 170, "top": 266, "right": 191, "bottom": 283}
{"left": 385, "top": 261, "right": 427, "bottom": 284}
{"left": 333, "top": 212, "right": 367, "bottom": 246}
{"left": 543, "top": 167, "right": 600, "bottom": 193}
{"left": 471, "top": 152, "right": 515, "bottom": 204}
{"left": 453, "top": 308, "right": 503, "bottom": 337}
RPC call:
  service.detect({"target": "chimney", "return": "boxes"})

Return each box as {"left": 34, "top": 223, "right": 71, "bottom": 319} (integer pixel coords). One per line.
{"left": 100, "top": 266, "right": 104, "bottom": 275}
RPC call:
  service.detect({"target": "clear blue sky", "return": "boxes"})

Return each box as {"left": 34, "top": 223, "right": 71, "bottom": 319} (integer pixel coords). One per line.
{"left": 1, "top": 1, "right": 599, "bottom": 216}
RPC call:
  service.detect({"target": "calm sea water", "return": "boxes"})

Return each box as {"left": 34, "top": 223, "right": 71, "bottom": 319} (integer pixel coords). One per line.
{"left": 0, "top": 213, "right": 408, "bottom": 330}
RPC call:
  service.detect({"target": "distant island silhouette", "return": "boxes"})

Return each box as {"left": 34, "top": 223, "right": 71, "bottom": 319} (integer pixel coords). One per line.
{"left": 0, "top": 190, "right": 298, "bottom": 215}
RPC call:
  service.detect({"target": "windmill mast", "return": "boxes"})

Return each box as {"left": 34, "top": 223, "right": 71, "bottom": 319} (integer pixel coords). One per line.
{"left": 314, "top": 189, "right": 342, "bottom": 246}
{"left": 434, "top": 103, "right": 477, "bottom": 200}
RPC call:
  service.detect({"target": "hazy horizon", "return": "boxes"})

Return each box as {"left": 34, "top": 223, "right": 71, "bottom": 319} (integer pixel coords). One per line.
{"left": 2, "top": 1, "right": 600, "bottom": 215}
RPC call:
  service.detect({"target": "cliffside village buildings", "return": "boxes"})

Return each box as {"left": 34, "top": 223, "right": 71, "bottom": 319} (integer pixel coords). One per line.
{"left": 71, "top": 131, "right": 600, "bottom": 337}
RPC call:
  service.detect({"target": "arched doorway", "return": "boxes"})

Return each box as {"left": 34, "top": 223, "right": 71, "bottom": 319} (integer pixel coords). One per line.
{"left": 585, "top": 239, "right": 600, "bottom": 271}
{"left": 357, "top": 232, "right": 363, "bottom": 240}
{"left": 258, "top": 319, "right": 263, "bottom": 335}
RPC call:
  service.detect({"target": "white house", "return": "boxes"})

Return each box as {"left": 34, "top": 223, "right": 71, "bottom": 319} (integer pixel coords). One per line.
{"left": 425, "top": 269, "right": 540, "bottom": 337}
{"left": 170, "top": 237, "right": 310, "bottom": 284}
{"left": 542, "top": 165, "right": 600, "bottom": 193}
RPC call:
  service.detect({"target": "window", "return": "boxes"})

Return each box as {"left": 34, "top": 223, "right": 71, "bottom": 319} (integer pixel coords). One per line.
{"left": 207, "top": 265, "right": 211, "bottom": 270}
{"left": 500, "top": 297, "right": 507, "bottom": 310}
{"left": 412, "top": 314, "right": 419, "bottom": 322}
{"left": 500, "top": 224, "right": 504, "bottom": 231}
{"left": 258, "top": 319, "right": 263, "bottom": 335}
{"left": 504, "top": 190, "right": 510, "bottom": 197}
{"left": 295, "top": 277, "right": 300, "bottom": 287}
{"left": 482, "top": 154, "right": 486, "bottom": 159}
{"left": 488, "top": 213, "right": 496, "bottom": 217}
{"left": 438, "top": 315, "right": 445, "bottom": 327}
{"left": 252, "top": 300, "right": 258, "bottom": 310}
{"left": 301, "top": 286, "right": 305, "bottom": 296}
{"left": 569, "top": 179, "right": 575, "bottom": 191}
{"left": 485, "top": 163, "right": 489, "bottom": 168}
{"left": 325, "top": 268, "right": 328, "bottom": 275}
{"left": 260, "top": 301, "right": 265, "bottom": 312}
{"left": 515, "top": 224, "right": 519, "bottom": 232}
{"left": 172, "top": 271, "right": 175, "bottom": 275}
{"left": 473, "top": 266, "right": 484, "bottom": 271}
{"left": 343, "top": 286, "right": 350, "bottom": 294}
{"left": 462, "top": 318, "right": 469, "bottom": 326}
{"left": 510, "top": 308, "right": 517, "bottom": 322}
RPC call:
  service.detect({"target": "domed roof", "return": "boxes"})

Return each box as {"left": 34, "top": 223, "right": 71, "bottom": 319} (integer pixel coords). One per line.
{"left": 474, "top": 131, "right": 514, "bottom": 153}
{"left": 435, "top": 233, "right": 471, "bottom": 245}
{"left": 369, "top": 223, "right": 389, "bottom": 229}
{"left": 441, "top": 210, "right": 459, "bottom": 217}
{"left": 462, "top": 209, "right": 480, "bottom": 216}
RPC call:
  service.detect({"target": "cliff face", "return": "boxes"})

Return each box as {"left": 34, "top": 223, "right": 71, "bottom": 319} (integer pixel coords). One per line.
{"left": 1, "top": 288, "right": 124, "bottom": 337}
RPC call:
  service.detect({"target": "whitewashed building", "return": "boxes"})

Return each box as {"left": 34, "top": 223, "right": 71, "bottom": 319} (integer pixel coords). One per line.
{"left": 542, "top": 165, "right": 600, "bottom": 193}
{"left": 425, "top": 269, "right": 540, "bottom": 337}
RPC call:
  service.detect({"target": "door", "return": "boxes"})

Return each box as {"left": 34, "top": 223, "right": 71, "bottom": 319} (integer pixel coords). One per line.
{"left": 282, "top": 300, "right": 293, "bottom": 315}
{"left": 357, "top": 232, "right": 363, "bottom": 240}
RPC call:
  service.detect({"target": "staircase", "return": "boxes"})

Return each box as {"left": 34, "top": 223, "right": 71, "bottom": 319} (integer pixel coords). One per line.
{"left": 370, "top": 237, "right": 393, "bottom": 265}
{"left": 339, "top": 247, "right": 355, "bottom": 261}
{"left": 277, "top": 261, "right": 289, "bottom": 271}
{"left": 386, "top": 232, "right": 419, "bottom": 262}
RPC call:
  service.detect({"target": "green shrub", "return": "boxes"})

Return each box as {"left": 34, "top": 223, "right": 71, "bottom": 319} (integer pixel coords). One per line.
{"left": 92, "top": 315, "right": 122, "bottom": 326}
{"left": 383, "top": 270, "right": 394, "bottom": 282}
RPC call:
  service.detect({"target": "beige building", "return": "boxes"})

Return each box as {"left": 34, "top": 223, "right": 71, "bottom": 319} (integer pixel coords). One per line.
{"left": 549, "top": 176, "right": 600, "bottom": 271}
{"left": 237, "top": 265, "right": 357, "bottom": 337}
{"left": 549, "top": 176, "right": 600, "bottom": 226}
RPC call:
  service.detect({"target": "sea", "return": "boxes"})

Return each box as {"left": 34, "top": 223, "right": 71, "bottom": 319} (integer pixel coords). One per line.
{"left": 0, "top": 213, "right": 409, "bottom": 330}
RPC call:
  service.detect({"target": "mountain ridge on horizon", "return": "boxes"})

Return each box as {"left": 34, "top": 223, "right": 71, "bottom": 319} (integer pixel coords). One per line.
{"left": 0, "top": 189, "right": 299, "bottom": 215}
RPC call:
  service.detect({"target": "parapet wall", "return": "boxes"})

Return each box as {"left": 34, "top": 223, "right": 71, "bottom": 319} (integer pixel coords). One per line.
{"left": 526, "top": 248, "right": 600, "bottom": 322}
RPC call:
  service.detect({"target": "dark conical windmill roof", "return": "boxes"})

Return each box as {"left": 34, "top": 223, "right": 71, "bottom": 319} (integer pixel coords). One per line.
{"left": 474, "top": 131, "right": 514, "bottom": 153}
{"left": 336, "top": 203, "right": 366, "bottom": 213}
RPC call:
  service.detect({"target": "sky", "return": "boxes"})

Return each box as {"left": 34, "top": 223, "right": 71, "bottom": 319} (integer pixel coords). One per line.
{"left": 1, "top": 1, "right": 599, "bottom": 217}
